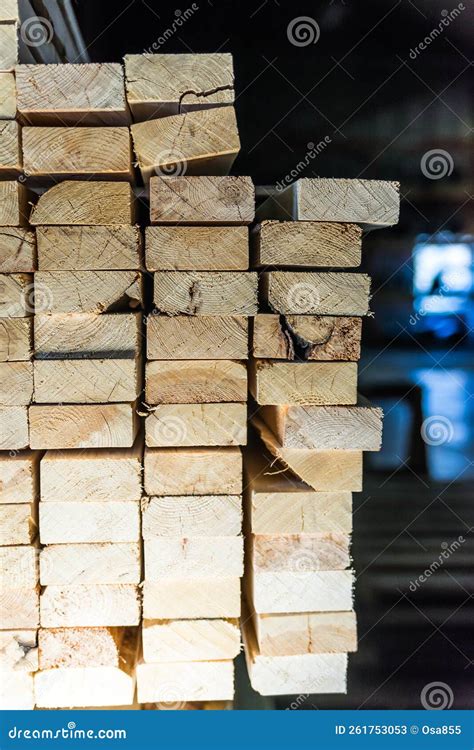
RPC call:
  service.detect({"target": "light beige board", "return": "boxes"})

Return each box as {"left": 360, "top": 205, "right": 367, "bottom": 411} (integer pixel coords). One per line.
{"left": 34, "top": 312, "right": 141, "bottom": 359}
{"left": 29, "top": 403, "right": 138, "bottom": 449}
{"left": 145, "top": 403, "right": 247, "bottom": 447}
{"left": 39, "top": 501, "right": 140, "bottom": 544}
{"left": 0, "top": 23, "right": 18, "bottom": 72}
{"left": 33, "top": 359, "right": 140, "bottom": 403}
{"left": 143, "top": 578, "right": 240, "bottom": 620}
{"left": 249, "top": 360, "right": 358, "bottom": 406}
{"left": 33, "top": 271, "right": 142, "bottom": 313}
{"left": 40, "top": 584, "right": 140, "bottom": 627}
{"left": 147, "top": 315, "right": 248, "bottom": 360}
{"left": 0, "top": 361, "right": 33, "bottom": 404}
{"left": 144, "top": 447, "right": 242, "bottom": 495}
{"left": 253, "top": 610, "right": 357, "bottom": 656}
{"left": 261, "top": 271, "right": 371, "bottom": 315}
{"left": 0, "top": 181, "right": 29, "bottom": 225}
{"left": 252, "top": 220, "right": 362, "bottom": 267}
{"left": 137, "top": 661, "right": 234, "bottom": 704}
{"left": 0, "top": 450, "right": 38, "bottom": 504}
{"left": 249, "top": 569, "right": 354, "bottom": 614}
{"left": 29, "top": 181, "right": 135, "bottom": 225}
{"left": 153, "top": 271, "right": 257, "bottom": 316}
{"left": 0, "top": 587, "right": 39, "bottom": 628}
{"left": 144, "top": 536, "right": 244, "bottom": 579}
{"left": 0, "top": 2, "right": 18, "bottom": 23}
{"left": 150, "top": 176, "right": 254, "bottom": 224}
{"left": 36, "top": 226, "right": 141, "bottom": 270}
{"left": 0, "top": 228, "right": 36, "bottom": 272}
{"left": 252, "top": 314, "right": 362, "bottom": 361}
{"left": 0, "top": 71, "right": 15, "bottom": 117}
{"left": 35, "top": 665, "right": 136, "bottom": 708}
{"left": 38, "top": 627, "right": 130, "bottom": 669}
{"left": 124, "top": 52, "right": 234, "bottom": 119}
{"left": 0, "top": 502, "right": 36, "bottom": 545}
{"left": 0, "top": 405, "right": 28, "bottom": 449}
{"left": 143, "top": 618, "right": 240, "bottom": 663}
{"left": 40, "top": 446, "right": 142, "bottom": 502}
{"left": 40, "top": 543, "right": 141, "bottom": 585}
{"left": 142, "top": 495, "right": 242, "bottom": 538}
{"left": 0, "top": 630, "right": 38, "bottom": 671}
{"left": 145, "top": 226, "right": 248, "bottom": 271}
{"left": 295, "top": 177, "right": 400, "bottom": 225}
{"left": 0, "top": 318, "right": 31, "bottom": 361}
{"left": 0, "top": 272, "right": 32, "bottom": 317}
{"left": 22, "top": 126, "right": 132, "bottom": 180}
{"left": 0, "top": 120, "right": 20, "bottom": 174}
{"left": 145, "top": 360, "right": 247, "bottom": 404}
{"left": 252, "top": 533, "right": 350, "bottom": 572}
{"left": 15, "top": 63, "right": 129, "bottom": 125}
{"left": 260, "top": 402, "right": 383, "bottom": 450}
{"left": 0, "top": 671, "right": 35, "bottom": 709}
{"left": 0, "top": 544, "right": 38, "bottom": 588}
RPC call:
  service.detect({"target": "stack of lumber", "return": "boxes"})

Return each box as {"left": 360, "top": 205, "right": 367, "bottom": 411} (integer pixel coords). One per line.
{"left": 243, "top": 177, "right": 399, "bottom": 695}
{"left": 0, "top": 1, "right": 18, "bottom": 75}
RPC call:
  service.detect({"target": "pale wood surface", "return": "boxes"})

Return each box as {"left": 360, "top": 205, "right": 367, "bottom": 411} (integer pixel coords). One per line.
{"left": 144, "top": 447, "right": 242, "bottom": 495}
{"left": 0, "top": 671, "right": 35, "bottom": 710}
{"left": 144, "top": 536, "right": 244, "bottom": 579}
{"left": 153, "top": 271, "right": 257, "bottom": 316}
{"left": 0, "top": 361, "right": 33, "bottom": 404}
{"left": 147, "top": 315, "right": 248, "bottom": 359}
{"left": 150, "top": 176, "right": 254, "bottom": 224}
{"left": 40, "top": 543, "right": 141, "bottom": 584}
{"left": 252, "top": 532, "right": 350, "bottom": 572}
{"left": 0, "top": 630, "right": 38, "bottom": 671}
{"left": 145, "top": 403, "right": 247, "bottom": 447}
{"left": 0, "top": 272, "right": 32, "bottom": 317}
{"left": 0, "top": 24, "right": 18, "bottom": 72}
{"left": 146, "top": 226, "right": 248, "bottom": 271}
{"left": 0, "top": 503, "right": 35, "bottom": 545}
{"left": 39, "top": 501, "right": 140, "bottom": 544}
{"left": 0, "top": 450, "right": 38, "bottom": 504}
{"left": 0, "top": 2, "right": 18, "bottom": 23}
{"left": 262, "top": 271, "right": 371, "bottom": 315}
{"left": 40, "top": 584, "right": 141, "bottom": 627}
{"left": 34, "top": 312, "right": 141, "bottom": 359}
{"left": 124, "top": 52, "right": 234, "bottom": 118}
{"left": 252, "top": 314, "right": 362, "bottom": 361}
{"left": 143, "top": 578, "right": 240, "bottom": 619}
{"left": 145, "top": 360, "right": 247, "bottom": 404}
{"left": 137, "top": 660, "right": 234, "bottom": 704}
{"left": 249, "top": 569, "right": 354, "bottom": 614}
{"left": 0, "top": 71, "right": 15, "bottom": 118}
{"left": 30, "top": 181, "right": 135, "bottom": 225}
{"left": 0, "top": 405, "right": 28, "bottom": 449}
{"left": 0, "top": 181, "right": 29, "bottom": 225}
{"left": 0, "top": 120, "right": 20, "bottom": 173}
{"left": 295, "top": 177, "right": 400, "bottom": 225}
{"left": 253, "top": 220, "right": 362, "bottom": 267}
{"left": 0, "top": 587, "right": 39, "bottom": 628}
{"left": 143, "top": 618, "right": 240, "bottom": 663}
{"left": 250, "top": 360, "right": 358, "bottom": 405}
{"left": 254, "top": 610, "right": 357, "bottom": 656}
{"left": 38, "top": 627, "right": 129, "bottom": 669}
{"left": 29, "top": 403, "right": 138, "bottom": 449}
{"left": 33, "top": 271, "right": 142, "bottom": 313}
{"left": 0, "top": 544, "right": 38, "bottom": 587}
{"left": 142, "top": 495, "right": 242, "bottom": 538}
{"left": 37, "top": 225, "right": 141, "bottom": 270}
{"left": 35, "top": 665, "right": 136, "bottom": 708}
{"left": 16, "top": 63, "right": 129, "bottom": 125}
{"left": 0, "top": 318, "right": 31, "bottom": 361}
{"left": 33, "top": 359, "right": 140, "bottom": 403}
{"left": 0, "top": 227, "right": 36, "bottom": 272}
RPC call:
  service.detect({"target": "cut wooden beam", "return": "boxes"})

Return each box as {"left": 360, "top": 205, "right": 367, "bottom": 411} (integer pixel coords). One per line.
{"left": 252, "top": 314, "right": 362, "bottom": 361}
{"left": 150, "top": 176, "right": 254, "bottom": 224}
{"left": 40, "top": 543, "right": 141, "bottom": 585}
{"left": 294, "top": 177, "right": 400, "bottom": 225}
{"left": 40, "top": 446, "right": 142, "bottom": 502}
{"left": 38, "top": 627, "right": 132, "bottom": 669}
{"left": 0, "top": 503, "right": 36, "bottom": 545}
{"left": 0, "top": 361, "right": 33, "bottom": 404}
{"left": 153, "top": 271, "right": 257, "bottom": 316}
{"left": 252, "top": 533, "right": 350, "bottom": 572}
{"left": 0, "top": 23, "right": 17, "bottom": 72}
{"left": 0, "top": 451, "right": 38, "bottom": 504}
{"left": 144, "top": 447, "right": 242, "bottom": 495}
{"left": 39, "top": 501, "right": 140, "bottom": 544}
{"left": 0, "top": 120, "right": 20, "bottom": 175}
{"left": 0, "top": 71, "right": 15, "bottom": 118}
{"left": 29, "top": 403, "right": 138, "bottom": 449}
{"left": 36, "top": 225, "right": 141, "bottom": 271}
{"left": 32, "top": 271, "right": 142, "bottom": 313}
{"left": 40, "top": 584, "right": 140, "bottom": 627}
{"left": 147, "top": 315, "right": 248, "bottom": 360}
{"left": 143, "top": 578, "right": 240, "bottom": 619}
{"left": 0, "top": 545, "right": 38, "bottom": 588}
{"left": 137, "top": 661, "right": 234, "bottom": 704}
{"left": 253, "top": 610, "right": 357, "bottom": 656}
{"left": 249, "top": 360, "right": 358, "bottom": 405}
{"left": 143, "top": 618, "right": 240, "bottom": 663}
{"left": 0, "top": 630, "right": 38, "bottom": 671}
{"left": 262, "top": 271, "right": 371, "bottom": 315}
{"left": 30, "top": 181, "right": 135, "bottom": 225}
{"left": 252, "top": 220, "right": 362, "bottom": 267}
{"left": 0, "top": 405, "right": 28, "bottom": 449}
{"left": 144, "top": 536, "right": 244, "bottom": 579}
{"left": 145, "top": 360, "right": 247, "bottom": 404}
{"left": 22, "top": 126, "right": 132, "bottom": 181}
{"left": 0, "top": 2, "right": 18, "bottom": 24}
{"left": 0, "top": 181, "right": 29, "bottom": 225}
{"left": 124, "top": 52, "right": 234, "bottom": 119}
{"left": 0, "top": 588, "right": 39, "bottom": 629}
{"left": 249, "top": 569, "right": 354, "bottom": 614}
{"left": 33, "top": 359, "right": 140, "bottom": 403}
{"left": 146, "top": 226, "right": 248, "bottom": 271}
{"left": 0, "top": 671, "right": 35, "bottom": 709}
{"left": 145, "top": 403, "right": 247, "bottom": 447}
{"left": 142, "top": 495, "right": 242, "bottom": 538}
{"left": 131, "top": 107, "right": 240, "bottom": 182}
{"left": 0, "top": 318, "right": 31, "bottom": 361}
{"left": 15, "top": 63, "right": 129, "bottom": 125}
{"left": 0, "top": 227, "right": 36, "bottom": 272}
{"left": 260, "top": 401, "right": 383, "bottom": 450}
{"left": 0, "top": 272, "right": 32, "bottom": 316}
{"left": 34, "top": 312, "right": 141, "bottom": 359}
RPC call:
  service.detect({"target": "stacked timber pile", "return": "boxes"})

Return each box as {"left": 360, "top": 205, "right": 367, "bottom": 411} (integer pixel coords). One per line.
{"left": 0, "top": 1, "right": 18, "bottom": 76}
{"left": 243, "top": 178, "right": 400, "bottom": 695}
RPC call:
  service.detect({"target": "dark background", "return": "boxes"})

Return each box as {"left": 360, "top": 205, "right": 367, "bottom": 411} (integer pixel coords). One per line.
{"left": 73, "top": 0, "right": 473, "bottom": 710}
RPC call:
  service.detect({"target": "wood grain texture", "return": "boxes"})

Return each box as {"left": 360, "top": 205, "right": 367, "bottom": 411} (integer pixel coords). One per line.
{"left": 16, "top": 63, "right": 129, "bottom": 125}
{"left": 0, "top": 71, "right": 16, "bottom": 118}
{"left": 252, "top": 533, "right": 350, "bottom": 572}
{"left": 0, "top": 361, "right": 33, "bottom": 404}
{"left": 144, "top": 447, "right": 242, "bottom": 495}
{"left": 38, "top": 627, "right": 130, "bottom": 669}
{"left": 142, "top": 495, "right": 242, "bottom": 538}
{"left": 29, "top": 403, "right": 138, "bottom": 449}
{"left": 0, "top": 502, "right": 37, "bottom": 545}
{"left": 33, "top": 271, "right": 142, "bottom": 313}
{"left": 147, "top": 315, "right": 248, "bottom": 359}
{"left": 40, "top": 584, "right": 141, "bottom": 627}
{"left": 0, "top": 120, "right": 20, "bottom": 174}
{"left": 0, "top": 406, "right": 28, "bottom": 449}
{"left": 0, "top": 2, "right": 18, "bottom": 23}
{"left": 252, "top": 220, "right": 362, "bottom": 267}
{"left": 262, "top": 271, "right": 371, "bottom": 315}
{"left": 150, "top": 176, "right": 254, "bottom": 224}
{"left": 40, "top": 543, "right": 141, "bottom": 584}
{"left": 0, "top": 587, "right": 39, "bottom": 629}
{"left": 295, "top": 177, "right": 400, "bottom": 225}
{"left": 0, "top": 545, "right": 37, "bottom": 588}
{"left": 33, "top": 359, "right": 140, "bottom": 403}
{"left": 145, "top": 403, "right": 247, "bottom": 447}
{"left": 144, "top": 536, "right": 244, "bottom": 579}
{"left": 249, "top": 569, "right": 354, "bottom": 614}
{"left": 30, "top": 181, "right": 135, "bottom": 225}
{"left": 249, "top": 360, "right": 358, "bottom": 406}
{"left": 145, "top": 226, "right": 248, "bottom": 271}
{"left": 0, "top": 450, "right": 38, "bottom": 504}
{"left": 35, "top": 663, "right": 136, "bottom": 708}
{"left": 0, "top": 272, "right": 32, "bottom": 317}
{"left": 0, "top": 228, "right": 35, "bottom": 273}
{"left": 0, "top": 671, "right": 35, "bottom": 709}
{"left": 252, "top": 314, "right": 362, "bottom": 361}
{"left": 0, "top": 23, "right": 18, "bottom": 72}
{"left": 39, "top": 501, "right": 140, "bottom": 544}
{"left": 0, "top": 318, "right": 31, "bottom": 361}
{"left": 34, "top": 312, "right": 141, "bottom": 359}
{"left": 145, "top": 360, "right": 247, "bottom": 404}
{"left": 137, "top": 661, "right": 234, "bottom": 703}
{"left": 142, "top": 619, "right": 240, "bottom": 663}
{"left": 253, "top": 610, "right": 357, "bottom": 656}
{"left": 153, "top": 271, "right": 257, "bottom": 315}
{"left": 143, "top": 578, "right": 240, "bottom": 620}
{"left": 36, "top": 226, "right": 141, "bottom": 271}
{"left": 0, "top": 181, "right": 29, "bottom": 225}
{"left": 0, "top": 630, "right": 38, "bottom": 672}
